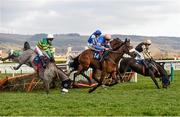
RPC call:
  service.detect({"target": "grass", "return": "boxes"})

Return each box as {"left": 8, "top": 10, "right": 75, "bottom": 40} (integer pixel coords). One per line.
{"left": 0, "top": 71, "right": 180, "bottom": 116}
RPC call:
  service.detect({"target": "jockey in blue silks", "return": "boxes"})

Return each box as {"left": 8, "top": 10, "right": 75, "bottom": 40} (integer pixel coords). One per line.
{"left": 87, "top": 30, "right": 102, "bottom": 49}
{"left": 94, "top": 34, "right": 112, "bottom": 60}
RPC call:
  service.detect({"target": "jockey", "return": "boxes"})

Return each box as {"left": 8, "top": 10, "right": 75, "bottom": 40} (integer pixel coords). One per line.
{"left": 87, "top": 30, "right": 102, "bottom": 49}
{"left": 94, "top": 34, "right": 112, "bottom": 60}
{"left": 35, "top": 34, "right": 55, "bottom": 68}
{"left": 95, "top": 34, "right": 112, "bottom": 51}
{"left": 135, "top": 39, "right": 152, "bottom": 68}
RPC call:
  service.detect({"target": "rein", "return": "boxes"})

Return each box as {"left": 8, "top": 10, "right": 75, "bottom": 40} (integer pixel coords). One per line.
{"left": 109, "top": 44, "right": 126, "bottom": 54}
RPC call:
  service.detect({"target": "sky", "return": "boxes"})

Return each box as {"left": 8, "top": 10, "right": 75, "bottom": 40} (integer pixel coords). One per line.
{"left": 0, "top": 0, "right": 180, "bottom": 36}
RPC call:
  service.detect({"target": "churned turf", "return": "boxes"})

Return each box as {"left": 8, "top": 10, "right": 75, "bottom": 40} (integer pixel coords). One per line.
{"left": 0, "top": 71, "right": 180, "bottom": 116}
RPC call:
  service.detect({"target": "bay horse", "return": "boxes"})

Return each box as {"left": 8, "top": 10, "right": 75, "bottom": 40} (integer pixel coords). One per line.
{"left": 68, "top": 38, "right": 124, "bottom": 84}
{"left": 0, "top": 42, "right": 72, "bottom": 94}
{"left": 69, "top": 38, "right": 133, "bottom": 93}
{"left": 118, "top": 57, "right": 170, "bottom": 88}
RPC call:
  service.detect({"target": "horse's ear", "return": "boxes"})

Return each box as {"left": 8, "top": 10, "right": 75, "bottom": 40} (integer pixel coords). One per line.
{"left": 125, "top": 38, "right": 128, "bottom": 42}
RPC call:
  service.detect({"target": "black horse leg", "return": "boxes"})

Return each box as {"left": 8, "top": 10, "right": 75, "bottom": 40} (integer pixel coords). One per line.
{"left": 13, "top": 63, "right": 23, "bottom": 70}
{"left": 149, "top": 70, "right": 160, "bottom": 89}
{"left": 91, "top": 69, "right": 100, "bottom": 83}
{"left": 88, "top": 83, "right": 101, "bottom": 93}
{"left": 81, "top": 72, "right": 92, "bottom": 85}
{"left": 73, "top": 72, "right": 77, "bottom": 85}
{"left": 89, "top": 71, "right": 106, "bottom": 93}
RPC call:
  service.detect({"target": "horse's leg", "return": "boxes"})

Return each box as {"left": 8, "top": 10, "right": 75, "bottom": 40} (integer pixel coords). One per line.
{"left": 67, "top": 69, "right": 75, "bottom": 77}
{"left": 13, "top": 63, "right": 23, "bottom": 70}
{"left": 81, "top": 72, "right": 92, "bottom": 85}
{"left": 108, "top": 72, "right": 119, "bottom": 87}
{"left": 73, "top": 65, "right": 83, "bottom": 85}
{"left": 92, "top": 69, "right": 100, "bottom": 83}
{"left": 149, "top": 70, "right": 160, "bottom": 89}
{"left": 43, "top": 78, "right": 50, "bottom": 94}
{"left": 14, "top": 57, "right": 29, "bottom": 70}
{"left": 1, "top": 55, "right": 12, "bottom": 61}
{"left": 50, "top": 77, "right": 56, "bottom": 89}
{"left": 89, "top": 71, "right": 106, "bottom": 93}
{"left": 39, "top": 70, "right": 50, "bottom": 94}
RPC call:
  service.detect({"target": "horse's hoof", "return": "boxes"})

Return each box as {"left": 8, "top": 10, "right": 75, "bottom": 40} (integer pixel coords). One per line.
{"left": 61, "top": 92, "right": 66, "bottom": 95}
{"left": 88, "top": 89, "right": 94, "bottom": 93}
{"left": 62, "top": 88, "right": 69, "bottom": 93}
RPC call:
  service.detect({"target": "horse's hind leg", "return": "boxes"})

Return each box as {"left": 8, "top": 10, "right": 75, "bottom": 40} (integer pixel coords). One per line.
{"left": 149, "top": 70, "right": 160, "bottom": 89}
{"left": 92, "top": 69, "right": 100, "bottom": 83}
{"left": 13, "top": 63, "right": 23, "bottom": 70}
{"left": 81, "top": 72, "right": 92, "bottom": 85}
{"left": 73, "top": 65, "right": 83, "bottom": 85}
{"left": 39, "top": 72, "right": 50, "bottom": 94}
{"left": 89, "top": 71, "right": 106, "bottom": 93}
{"left": 108, "top": 72, "right": 119, "bottom": 87}
{"left": 44, "top": 79, "right": 50, "bottom": 94}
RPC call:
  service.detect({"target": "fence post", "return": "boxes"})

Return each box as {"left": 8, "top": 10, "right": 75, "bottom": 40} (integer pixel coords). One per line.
{"left": 170, "top": 62, "right": 174, "bottom": 81}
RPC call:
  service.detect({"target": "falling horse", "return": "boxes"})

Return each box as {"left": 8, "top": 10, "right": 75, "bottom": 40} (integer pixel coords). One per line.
{"left": 118, "top": 57, "right": 170, "bottom": 88}
{"left": 69, "top": 38, "right": 133, "bottom": 93}
{"left": 1, "top": 42, "right": 72, "bottom": 94}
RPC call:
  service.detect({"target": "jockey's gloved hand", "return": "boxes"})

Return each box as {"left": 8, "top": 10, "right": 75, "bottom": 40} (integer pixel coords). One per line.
{"left": 50, "top": 57, "right": 55, "bottom": 62}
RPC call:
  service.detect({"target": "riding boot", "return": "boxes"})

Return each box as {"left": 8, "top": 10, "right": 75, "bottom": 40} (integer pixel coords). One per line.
{"left": 100, "top": 54, "right": 104, "bottom": 61}
{"left": 100, "top": 51, "right": 105, "bottom": 61}
{"left": 50, "top": 57, "right": 55, "bottom": 62}
{"left": 40, "top": 56, "right": 46, "bottom": 68}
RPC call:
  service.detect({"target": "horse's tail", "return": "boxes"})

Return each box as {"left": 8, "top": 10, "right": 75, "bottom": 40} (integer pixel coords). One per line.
{"left": 23, "top": 41, "right": 31, "bottom": 51}
{"left": 67, "top": 55, "right": 80, "bottom": 70}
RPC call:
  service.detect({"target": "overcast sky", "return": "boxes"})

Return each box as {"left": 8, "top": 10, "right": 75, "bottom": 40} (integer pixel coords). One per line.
{"left": 0, "top": 0, "right": 180, "bottom": 36}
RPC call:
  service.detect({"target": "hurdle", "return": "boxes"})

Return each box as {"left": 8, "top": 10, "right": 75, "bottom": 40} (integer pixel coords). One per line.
{"left": 0, "top": 73, "right": 42, "bottom": 92}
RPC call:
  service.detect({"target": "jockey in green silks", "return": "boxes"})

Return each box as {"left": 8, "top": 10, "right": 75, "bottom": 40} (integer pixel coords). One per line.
{"left": 35, "top": 34, "right": 55, "bottom": 68}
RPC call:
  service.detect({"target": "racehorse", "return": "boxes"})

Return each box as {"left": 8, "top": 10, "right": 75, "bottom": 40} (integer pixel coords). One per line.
{"left": 68, "top": 38, "right": 124, "bottom": 84}
{"left": 118, "top": 57, "right": 170, "bottom": 88}
{"left": 0, "top": 42, "right": 72, "bottom": 94}
{"left": 69, "top": 38, "right": 133, "bottom": 93}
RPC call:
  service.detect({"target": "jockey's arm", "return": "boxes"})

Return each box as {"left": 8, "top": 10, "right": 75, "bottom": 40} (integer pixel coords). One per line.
{"left": 87, "top": 35, "right": 97, "bottom": 48}
{"left": 95, "top": 42, "right": 105, "bottom": 51}
{"left": 37, "top": 39, "right": 48, "bottom": 50}
{"left": 143, "top": 50, "right": 152, "bottom": 59}
{"left": 45, "top": 50, "right": 54, "bottom": 58}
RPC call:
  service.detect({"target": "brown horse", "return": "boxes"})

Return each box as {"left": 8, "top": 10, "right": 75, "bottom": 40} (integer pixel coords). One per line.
{"left": 68, "top": 38, "right": 124, "bottom": 84}
{"left": 69, "top": 38, "right": 133, "bottom": 93}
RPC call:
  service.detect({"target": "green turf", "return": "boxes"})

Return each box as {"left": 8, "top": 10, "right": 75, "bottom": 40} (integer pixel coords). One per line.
{"left": 0, "top": 71, "right": 180, "bottom": 116}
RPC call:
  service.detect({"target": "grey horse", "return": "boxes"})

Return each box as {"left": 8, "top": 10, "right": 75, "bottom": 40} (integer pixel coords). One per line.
{"left": 1, "top": 42, "right": 72, "bottom": 94}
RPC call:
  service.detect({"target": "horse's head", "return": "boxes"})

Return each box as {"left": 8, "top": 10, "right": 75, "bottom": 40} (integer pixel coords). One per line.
{"left": 162, "top": 75, "right": 171, "bottom": 88}
{"left": 23, "top": 41, "right": 31, "bottom": 51}
{"left": 110, "top": 38, "right": 124, "bottom": 50}
{"left": 120, "top": 38, "right": 133, "bottom": 54}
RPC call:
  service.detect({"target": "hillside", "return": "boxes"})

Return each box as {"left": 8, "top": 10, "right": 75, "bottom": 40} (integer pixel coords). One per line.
{"left": 0, "top": 33, "right": 179, "bottom": 58}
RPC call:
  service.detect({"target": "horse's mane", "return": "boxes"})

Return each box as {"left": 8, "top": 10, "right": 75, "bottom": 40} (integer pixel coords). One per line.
{"left": 111, "top": 38, "right": 124, "bottom": 50}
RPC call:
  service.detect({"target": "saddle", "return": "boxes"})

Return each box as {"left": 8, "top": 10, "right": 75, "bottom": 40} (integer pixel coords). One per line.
{"left": 93, "top": 50, "right": 109, "bottom": 61}
{"left": 94, "top": 51, "right": 103, "bottom": 60}
{"left": 33, "top": 55, "right": 50, "bottom": 70}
